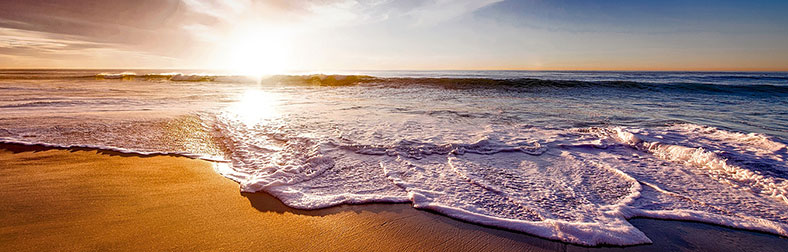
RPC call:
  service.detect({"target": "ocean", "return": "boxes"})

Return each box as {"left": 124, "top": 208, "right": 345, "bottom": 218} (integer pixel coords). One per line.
{"left": 1, "top": 70, "right": 787, "bottom": 245}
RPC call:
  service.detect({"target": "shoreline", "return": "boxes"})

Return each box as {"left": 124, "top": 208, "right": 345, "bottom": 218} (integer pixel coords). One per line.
{"left": 1, "top": 143, "right": 787, "bottom": 251}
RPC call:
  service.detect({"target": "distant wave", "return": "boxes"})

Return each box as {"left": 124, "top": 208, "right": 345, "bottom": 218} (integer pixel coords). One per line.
{"left": 372, "top": 77, "right": 788, "bottom": 94}
{"left": 0, "top": 71, "right": 223, "bottom": 82}
{"left": 0, "top": 101, "right": 89, "bottom": 108}
{"left": 701, "top": 75, "right": 788, "bottom": 81}
{"left": 1, "top": 71, "right": 786, "bottom": 95}
{"left": 281, "top": 76, "right": 788, "bottom": 96}
{"left": 95, "top": 72, "right": 219, "bottom": 82}
{"left": 255, "top": 75, "right": 788, "bottom": 96}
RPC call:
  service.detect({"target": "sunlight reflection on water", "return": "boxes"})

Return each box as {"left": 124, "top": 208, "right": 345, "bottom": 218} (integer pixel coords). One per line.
{"left": 225, "top": 89, "right": 282, "bottom": 127}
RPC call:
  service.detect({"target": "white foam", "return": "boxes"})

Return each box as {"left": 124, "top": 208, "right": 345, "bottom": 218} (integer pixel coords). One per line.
{"left": 628, "top": 181, "right": 788, "bottom": 237}
{"left": 605, "top": 127, "right": 788, "bottom": 205}
{"left": 96, "top": 72, "right": 136, "bottom": 79}
{"left": 209, "top": 115, "right": 788, "bottom": 245}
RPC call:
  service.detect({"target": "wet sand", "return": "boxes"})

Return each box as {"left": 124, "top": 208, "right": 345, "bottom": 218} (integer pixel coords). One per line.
{"left": 1, "top": 143, "right": 787, "bottom": 251}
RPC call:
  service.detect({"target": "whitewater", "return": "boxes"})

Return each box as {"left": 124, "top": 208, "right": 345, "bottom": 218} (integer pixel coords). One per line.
{"left": 1, "top": 70, "right": 787, "bottom": 246}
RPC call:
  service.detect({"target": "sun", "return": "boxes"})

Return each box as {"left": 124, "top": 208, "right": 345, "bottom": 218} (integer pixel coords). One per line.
{"left": 223, "top": 27, "right": 293, "bottom": 76}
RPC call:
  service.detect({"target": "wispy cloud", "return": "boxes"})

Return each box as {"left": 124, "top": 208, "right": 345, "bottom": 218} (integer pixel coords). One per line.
{"left": 0, "top": 0, "right": 786, "bottom": 70}
{"left": 402, "top": 0, "right": 502, "bottom": 26}
{"left": 0, "top": 0, "right": 202, "bottom": 67}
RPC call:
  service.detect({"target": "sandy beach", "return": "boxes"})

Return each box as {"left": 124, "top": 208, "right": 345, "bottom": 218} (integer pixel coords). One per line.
{"left": 0, "top": 143, "right": 786, "bottom": 251}
{"left": 2, "top": 0, "right": 788, "bottom": 250}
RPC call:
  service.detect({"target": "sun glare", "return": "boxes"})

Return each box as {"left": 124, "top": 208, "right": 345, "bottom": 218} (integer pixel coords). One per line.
{"left": 224, "top": 27, "right": 292, "bottom": 76}
{"left": 227, "top": 89, "right": 281, "bottom": 126}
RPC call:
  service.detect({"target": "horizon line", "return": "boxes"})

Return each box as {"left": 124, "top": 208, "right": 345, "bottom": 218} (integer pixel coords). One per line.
{"left": 1, "top": 68, "right": 787, "bottom": 73}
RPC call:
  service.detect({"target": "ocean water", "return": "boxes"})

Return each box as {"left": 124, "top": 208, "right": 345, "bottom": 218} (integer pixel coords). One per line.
{"left": 1, "top": 70, "right": 787, "bottom": 245}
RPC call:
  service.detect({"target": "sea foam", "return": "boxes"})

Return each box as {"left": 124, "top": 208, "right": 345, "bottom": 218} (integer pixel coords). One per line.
{"left": 209, "top": 110, "right": 788, "bottom": 245}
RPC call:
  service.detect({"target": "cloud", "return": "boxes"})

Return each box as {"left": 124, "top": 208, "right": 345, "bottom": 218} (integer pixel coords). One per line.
{"left": 0, "top": 0, "right": 505, "bottom": 68}
{"left": 0, "top": 28, "right": 99, "bottom": 55}
{"left": 179, "top": 0, "right": 502, "bottom": 28}
{"left": 4, "top": 0, "right": 782, "bottom": 70}
{"left": 400, "top": 0, "right": 502, "bottom": 26}
{"left": 0, "top": 0, "right": 208, "bottom": 67}
{"left": 0, "top": 1, "right": 188, "bottom": 42}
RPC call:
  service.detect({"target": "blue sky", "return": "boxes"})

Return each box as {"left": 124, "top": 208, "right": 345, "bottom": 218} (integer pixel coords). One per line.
{"left": 1, "top": 0, "right": 787, "bottom": 71}
{"left": 478, "top": 0, "right": 788, "bottom": 33}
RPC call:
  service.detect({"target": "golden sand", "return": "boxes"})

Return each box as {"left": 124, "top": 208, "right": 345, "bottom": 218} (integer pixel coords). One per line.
{"left": 1, "top": 143, "right": 786, "bottom": 251}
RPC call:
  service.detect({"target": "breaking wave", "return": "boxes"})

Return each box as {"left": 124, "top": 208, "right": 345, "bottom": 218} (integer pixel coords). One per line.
{"left": 1, "top": 70, "right": 786, "bottom": 96}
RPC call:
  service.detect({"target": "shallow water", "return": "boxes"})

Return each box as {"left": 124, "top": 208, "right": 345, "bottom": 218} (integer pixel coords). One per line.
{"left": 1, "top": 70, "right": 787, "bottom": 245}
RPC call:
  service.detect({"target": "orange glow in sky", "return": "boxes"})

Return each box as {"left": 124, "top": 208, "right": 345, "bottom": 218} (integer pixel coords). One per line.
{"left": 1, "top": 1, "right": 787, "bottom": 72}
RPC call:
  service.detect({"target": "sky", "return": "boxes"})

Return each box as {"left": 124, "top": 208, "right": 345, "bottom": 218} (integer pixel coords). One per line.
{"left": 1, "top": 0, "right": 787, "bottom": 72}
